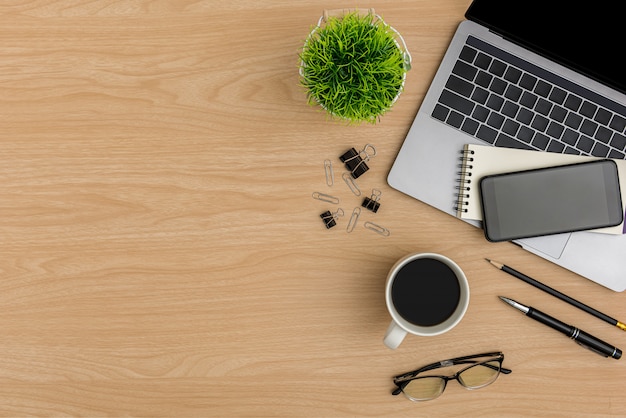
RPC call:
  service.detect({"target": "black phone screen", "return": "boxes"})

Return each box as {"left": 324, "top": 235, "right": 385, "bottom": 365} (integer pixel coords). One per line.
{"left": 480, "top": 160, "right": 623, "bottom": 242}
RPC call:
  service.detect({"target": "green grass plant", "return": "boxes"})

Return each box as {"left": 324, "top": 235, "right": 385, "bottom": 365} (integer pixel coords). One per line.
{"left": 300, "top": 12, "right": 408, "bottom": 123}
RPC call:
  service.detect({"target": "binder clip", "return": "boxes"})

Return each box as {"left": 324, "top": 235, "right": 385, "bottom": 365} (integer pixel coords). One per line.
{"left": 320, "top": 208, "right": 344, "bottom": 229}
{"left": 362, "top": 189, "right": 382, "bottom": 213}
{"left": 339, "top": 144, "right": 376, "bottom": 179}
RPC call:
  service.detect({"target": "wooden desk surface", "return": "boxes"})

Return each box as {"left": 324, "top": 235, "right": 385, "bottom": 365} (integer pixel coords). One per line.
{"left": 0, "top": 1, "right": 624, "bottom": 416}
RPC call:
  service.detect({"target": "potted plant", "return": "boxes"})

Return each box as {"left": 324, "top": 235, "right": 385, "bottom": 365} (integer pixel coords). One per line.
{"left": 299, "top": 9, "right": 411, "bottom": 124}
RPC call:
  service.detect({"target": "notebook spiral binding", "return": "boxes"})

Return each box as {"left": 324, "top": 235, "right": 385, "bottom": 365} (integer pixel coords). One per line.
{"left": 454, "top": 149, "right": 475, "bottom": 217}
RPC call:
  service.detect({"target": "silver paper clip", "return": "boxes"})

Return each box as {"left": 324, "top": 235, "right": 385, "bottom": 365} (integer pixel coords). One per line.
{"left": 324, "top": 159, "right": 334, "bottom": 187}
{"left": 342, "top": 172, "right": 361, "bottom": 196}
{"left": 312, "top": 191, "right": 339, "bottom": 204}
{"left": 364, "top": 221, "right": 390, "bottom": 236}
{"left": 320, "top": 208, "right": 344, "bottom": 229}
{"left": 346, "top": 207, "right": 361, "bottom": 233}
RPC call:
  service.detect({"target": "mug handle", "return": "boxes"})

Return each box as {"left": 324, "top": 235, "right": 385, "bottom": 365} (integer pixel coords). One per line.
{"left": 383, "top": 321, "right": 407, "bottom": 349}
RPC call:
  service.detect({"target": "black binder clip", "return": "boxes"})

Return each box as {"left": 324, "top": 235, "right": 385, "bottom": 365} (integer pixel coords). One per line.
{"left": 362, "top": 189, "right": 382, "bottom": 213}
{"left": 339, "top": 144, "right": 376, "bottom": 179}
{"left": 320, "top": 208, "right": 344, "bottom": 229}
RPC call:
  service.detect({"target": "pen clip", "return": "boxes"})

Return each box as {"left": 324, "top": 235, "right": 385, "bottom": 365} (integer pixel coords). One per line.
{"left": 575, "top": 341, "right": 609, "bottom": 358}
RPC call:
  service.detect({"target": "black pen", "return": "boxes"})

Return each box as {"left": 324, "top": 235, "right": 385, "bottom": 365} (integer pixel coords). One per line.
{"left": 487, "top": 259, "right": 626, "bottom": 332}
{"left": 499, "top": 296, "right": 622, "bottom": 359}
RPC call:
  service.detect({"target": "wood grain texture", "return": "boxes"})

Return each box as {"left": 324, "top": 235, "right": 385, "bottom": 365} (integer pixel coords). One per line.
{"left": 0, "top": 1, "right": 624, "bottom": 416}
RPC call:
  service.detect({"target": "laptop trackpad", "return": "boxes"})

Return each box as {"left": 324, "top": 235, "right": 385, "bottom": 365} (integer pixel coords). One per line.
{"left": 516, "top": 233, "right": 571, "bottom": 259}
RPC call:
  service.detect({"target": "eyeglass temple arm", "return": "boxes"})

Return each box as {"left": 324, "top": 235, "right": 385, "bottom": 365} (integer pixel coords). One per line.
{"left": 393, "top": 352, "right": 511, "bottom": 382}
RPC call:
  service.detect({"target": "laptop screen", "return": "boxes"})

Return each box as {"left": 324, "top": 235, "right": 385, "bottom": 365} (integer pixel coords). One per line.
{"left": 465, "top": 0, "right": 626, "bottom": 95}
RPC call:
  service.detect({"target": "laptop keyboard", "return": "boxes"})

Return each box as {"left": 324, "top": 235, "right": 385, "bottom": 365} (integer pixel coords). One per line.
{"left": 432, "top": 36, "right": 626, "bottom": 160}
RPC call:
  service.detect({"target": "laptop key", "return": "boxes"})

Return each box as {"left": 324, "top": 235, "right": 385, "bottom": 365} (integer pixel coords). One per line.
{"left": 488, "top": 59, "right": 507, "bottom": 77}
{"left": 564, "top": 112, "right": 583, "bottom": 129}
{"left": 564, "top": 94, "right": 582, "bottom": 111}
{"left": 564, "top": 146, "right": 580, "bottom": 155}
{"left": 504, "top": 84, "right": 522, "bottom": 101}
{"left": 608, "top": 149, "right": 625, "bottom": 159}
{"left": 576, "top": 136, "right": 594, "bottom": 153}
{"left": 502, "top": 101, "right": 519, "bottom": 118}
{"left": 534, "top": 98, "right": 552, "bottom": 116}
{"left": 531, "top": 115, "right": 549, "bottom": 132}
{"left": 439, "top": 90, "right": 474, "bottom": 116}
{"left": 452, "top": 60, "right": 478, "bottom": 82}
{"left": 461, "top": 118, "right": 480, "bottom": 136}
{"left": 486, "top": 94, "right": 504, "bottom": 111}
{"left": 431, "top": 104, "right": 449, "bottom": 122}
{"left": 591, "top": 142, "right": 609, "bottom": 157}
{"left": 472, "top": 105, "right": 490, "bottom": 122}
{"left": 487, "top": 112, "right": 505, "bottom": 129}
{"left": 446, "top": 74, "right": 474, "bottom": 97}
{"left": 534, "top": 80, "right": 551, "bottom": 97}
{"left": 495, "top": 133, "right": 533, "bottom": 150}
{"left": 595, "top": 126, "right": 612, "bottom": 143}
{"left": 516, "top": 108, "right": 534, "bottom": 125}
{"left": 447, "top": 111, "right": 464, "bottom": 128}
{"left": 580, "top": 119, "right": 598, "bottom": 137}
{"left": 594, "top": 108, "right": 611, "bottom": 125}
{"left": 459, "top": 46, "right": 478, "bottom": 64}
{"left": 471, "top": 87, "right": 489, "bottom": 104}
{"left": 504, "top": 67, "right": 522, "bottom": 84}
{"left": 502, "top": 119, "right": 520, "bottom": 136}
{"left": 610, "top": 133, "right": 626, "bottom": 151}
{"left": 547, "top": 140, "right": 565, "bottom": 153}
{"left": 519, "top": 73, "right": 537, "bottom": 91}
{"left": 548, "top": 87, "right": 567, "bottom": 105}
{"left": 609, "top": 114, "right": 626, "bottom": 132}
{"left": 580, "top": 101, "right": 597, "bottom": 118}
{"left": 489, "top": 78, "right": 507, "bottom": 95}
{"left": 520, "top": 91, "right": 538, "bottom": 109}
{"left": 546, "top": 122, "right": 564, "bottom": 139}
{"left": 475, "top": 71, "right": 492, "bottom": 88}
{"left": 474, "top": 52, "right": 492, "bottom": 70}
{"left": 561, "top": 128, "right": 579, "bottom": 145}
{"left": 517, "top": 126, "right": 535, "bottom": 143}
{"left": 476, "top": 125, "right": 498, "bottom": 144}
{"left": 549, "top": 105, "right": 567, "bottom": 123}
{"left": 532, "top": 133, "right": 550, "bottom": 150}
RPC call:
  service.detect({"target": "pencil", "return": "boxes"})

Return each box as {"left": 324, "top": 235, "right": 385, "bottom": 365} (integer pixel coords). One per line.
{"left": 486, "top": 259, "right": 626, "bottom": 332}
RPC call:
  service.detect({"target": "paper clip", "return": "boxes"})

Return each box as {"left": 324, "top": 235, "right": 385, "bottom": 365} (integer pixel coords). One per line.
{"left": 346, "top": 207, "right": 361, "bottom": 233}
{"left": 324, "top": 159, "right": 334, "bottom": 187}
{"left": 364, "top": 221, "right": 390, "bottom": 237}
{"left": 320, "top": 208, "right": 344, "bottom": 229}
{"left": 339, "top": 144, "right": 376, "bottom": 179}
{"left": 342, "top": 172, "right": 361, "bottom": 196}
{"left": 362, "top": 189, "right": 382, "bottom": 213}
{"left": 312, "top": 191, "right": 339, "bottom": 204}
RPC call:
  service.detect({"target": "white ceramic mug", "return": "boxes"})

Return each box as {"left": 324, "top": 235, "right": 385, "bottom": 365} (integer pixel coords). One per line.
{"left": 383, "top": 253, "right": 470, "bottom": 349}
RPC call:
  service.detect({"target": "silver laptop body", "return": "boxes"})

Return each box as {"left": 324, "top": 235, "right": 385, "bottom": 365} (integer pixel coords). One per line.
{"left": 388, "top": 20, "right": 626, "bottom": 292}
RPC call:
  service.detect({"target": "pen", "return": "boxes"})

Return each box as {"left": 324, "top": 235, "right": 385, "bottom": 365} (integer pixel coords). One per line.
{"left": 499, "top": 296, "right": 622, "bottom": 359}
{"left": 487, "top": 259, "right": 626, "bottom": 332}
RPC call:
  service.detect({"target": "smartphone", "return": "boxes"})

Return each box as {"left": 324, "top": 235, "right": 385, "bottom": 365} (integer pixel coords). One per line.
{"left": 480, "top": 159, "right": 623, "bottom": 242}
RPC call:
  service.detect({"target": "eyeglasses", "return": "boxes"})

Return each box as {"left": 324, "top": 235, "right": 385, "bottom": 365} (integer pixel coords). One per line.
{"left": 392, "top": 351, "right": 511, "bottom": 401}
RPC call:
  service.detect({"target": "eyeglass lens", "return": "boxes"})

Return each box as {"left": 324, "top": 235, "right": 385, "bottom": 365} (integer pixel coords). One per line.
{"left": 402, "top": 359, "right": 502, "bottom": 401}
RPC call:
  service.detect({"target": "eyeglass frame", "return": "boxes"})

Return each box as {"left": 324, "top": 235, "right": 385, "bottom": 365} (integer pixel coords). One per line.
{"left": 391, "top": 351, "right": 512, "bottom": 401}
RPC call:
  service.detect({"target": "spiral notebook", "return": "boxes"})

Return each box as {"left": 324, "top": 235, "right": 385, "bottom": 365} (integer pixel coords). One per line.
{"left": 455, "top": 144, "right": 626, "bottom": 235}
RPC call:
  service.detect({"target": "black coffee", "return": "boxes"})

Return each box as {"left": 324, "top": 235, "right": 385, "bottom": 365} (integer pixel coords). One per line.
{"left": 391, "top": 258, "right": 461, "bottom": 327}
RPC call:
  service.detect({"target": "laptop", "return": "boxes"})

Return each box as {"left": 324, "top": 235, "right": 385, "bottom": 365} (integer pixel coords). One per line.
{"left": 387, "top": 0, "right": 626, "bottom": 292}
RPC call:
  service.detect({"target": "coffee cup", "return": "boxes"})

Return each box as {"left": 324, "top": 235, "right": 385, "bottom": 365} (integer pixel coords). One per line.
{"left": 383, "top": 253, "right": 470, "bottom": 349}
